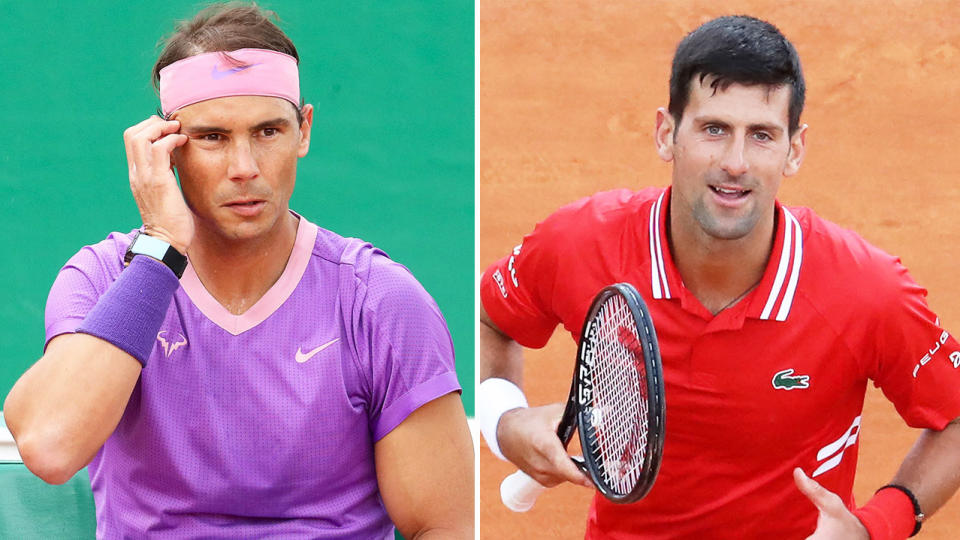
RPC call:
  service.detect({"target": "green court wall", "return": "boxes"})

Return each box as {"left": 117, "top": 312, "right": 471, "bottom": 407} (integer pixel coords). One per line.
{"left": 0, "top": 1, "right": 474, "bottom": 414}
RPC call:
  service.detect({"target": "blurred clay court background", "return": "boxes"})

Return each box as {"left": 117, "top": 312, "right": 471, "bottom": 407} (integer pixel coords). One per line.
{"left": 478, "top": 1, "right": 960, "bottom": 537}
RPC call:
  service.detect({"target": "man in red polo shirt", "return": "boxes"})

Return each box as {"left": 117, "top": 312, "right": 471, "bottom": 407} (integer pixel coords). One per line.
{"left": 478, "top": 15, "right": 960, "bottom": 539}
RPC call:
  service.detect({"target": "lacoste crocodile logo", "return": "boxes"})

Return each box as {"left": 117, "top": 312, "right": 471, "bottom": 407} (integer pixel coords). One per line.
{"left": 772, "top": 368, "right": 810, "bottom": 390}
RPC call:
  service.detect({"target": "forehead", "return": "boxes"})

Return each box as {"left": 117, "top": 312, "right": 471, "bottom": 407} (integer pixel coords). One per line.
{"left": 684, "top": 76, "right": 791, "bottom": 129}
{"left": 172, "top": 95, "right": 297, "bottom": 126}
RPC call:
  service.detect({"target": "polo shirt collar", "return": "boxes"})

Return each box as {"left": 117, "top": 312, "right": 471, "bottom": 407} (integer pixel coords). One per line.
{"left": 647, "top": 188, "right": 678, "bottom": 300}
{"left": 647, "top": 187, "right": 804, "bottom": 322}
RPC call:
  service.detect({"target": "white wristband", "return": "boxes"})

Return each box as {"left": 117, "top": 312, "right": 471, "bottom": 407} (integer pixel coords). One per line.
{"left": 477, "top": 377, "right": 529, "bottom": 461}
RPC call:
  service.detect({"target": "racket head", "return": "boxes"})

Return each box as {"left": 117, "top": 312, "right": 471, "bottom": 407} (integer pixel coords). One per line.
{"left": 574, "top": 282, "right": 665, "bottom": 504}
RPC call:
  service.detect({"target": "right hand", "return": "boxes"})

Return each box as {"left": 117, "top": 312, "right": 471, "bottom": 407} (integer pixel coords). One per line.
{"left": 123, "top": 116, "right": 193, "bottom": 254}
{"left": 498, "top": 403, "right": 593, "bottom": 488}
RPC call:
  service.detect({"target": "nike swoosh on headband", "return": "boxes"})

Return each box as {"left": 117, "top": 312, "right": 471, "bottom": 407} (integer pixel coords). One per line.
{"left": 210, "top": 63, "right": 262, "bottom": 80}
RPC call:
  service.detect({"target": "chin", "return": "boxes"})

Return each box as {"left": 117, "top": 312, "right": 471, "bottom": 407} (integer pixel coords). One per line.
{"left": 209, "top": 215, "right": 270, "bottom": 242}
{"left": 705, "top": 226, "right": 754, "bottom": 240}
{"left": 696, "top": 214, "right": 760, "bottom": 240}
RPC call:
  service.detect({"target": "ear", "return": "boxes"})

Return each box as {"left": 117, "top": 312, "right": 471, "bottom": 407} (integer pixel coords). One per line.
{"left": 783, "top": 123, "right": 807, "bottom": 177}
{"left": 654, "top": 108, "right": 675, "bottom": 162}
{"left": 297, "top": 104, "right": 314, "bottom": 158}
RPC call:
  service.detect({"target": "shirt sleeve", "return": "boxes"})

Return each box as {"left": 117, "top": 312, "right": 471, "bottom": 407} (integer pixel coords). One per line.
{"left": 868, "top": 260, "right": 960, "bottom": 430}
{"left": 355, "top": 253, "right": 461, "bottom": 441}
{"left": 44, "top": 239, "right": 125, "bottom": 348}
{"left": 481, "top": 188, "right": 652, "bottom": 348}
{"left": 480, "top": 215, "right": 568, "bottom": 349}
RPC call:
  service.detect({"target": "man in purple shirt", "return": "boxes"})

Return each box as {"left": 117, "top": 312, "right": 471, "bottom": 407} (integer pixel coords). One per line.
{"left": 2, "top": 4, "right": 473, "bottom": 538}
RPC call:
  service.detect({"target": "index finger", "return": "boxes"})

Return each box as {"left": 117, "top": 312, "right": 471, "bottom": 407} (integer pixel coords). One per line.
{"left": 549, "top": 452, "right": 593, "bottom": 488}
{"left": 124, "top": 117, "right": 180, "bottom": 172}
{"left": 124, "top": 116, "right": 158, "bottom": 172}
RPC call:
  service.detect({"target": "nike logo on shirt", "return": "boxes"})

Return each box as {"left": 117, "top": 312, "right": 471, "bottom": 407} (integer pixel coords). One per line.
{"left": 295, "top": 338, "right": 340, "bottom": 363}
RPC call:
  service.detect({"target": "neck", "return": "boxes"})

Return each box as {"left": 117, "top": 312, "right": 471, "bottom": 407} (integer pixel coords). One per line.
{"left": 186, "top": 212, "right": 299, "bottom": 315}
{"left": 668, "top": 204, "right": 777, "bottom": 315}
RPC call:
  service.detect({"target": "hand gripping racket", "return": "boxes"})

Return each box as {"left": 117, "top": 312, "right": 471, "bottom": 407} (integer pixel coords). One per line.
{"left": 500, "top": 283, "right": 665, "bottom": 511}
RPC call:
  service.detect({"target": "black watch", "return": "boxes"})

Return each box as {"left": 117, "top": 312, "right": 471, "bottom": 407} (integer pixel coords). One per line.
{"left": 123, "top": 230, "right": 188, "bottom": 279}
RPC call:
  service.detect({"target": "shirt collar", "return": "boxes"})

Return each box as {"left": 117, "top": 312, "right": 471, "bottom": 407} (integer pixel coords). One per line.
{"left": 647, "top": 188, "right": 676, "bottom": 300}
{"left": 746, "top": 203, "right": 804, "bottom": 321}
{"left": 647, "top": 188, "right": 804, "bottom": 322}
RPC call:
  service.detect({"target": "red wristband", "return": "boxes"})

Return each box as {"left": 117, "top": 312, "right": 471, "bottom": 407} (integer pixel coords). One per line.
{"left": 852, "top": 486, "right": 918, "bottom": 540}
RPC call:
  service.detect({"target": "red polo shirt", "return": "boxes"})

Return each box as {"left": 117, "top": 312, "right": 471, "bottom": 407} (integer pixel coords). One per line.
{"left": 481, "top": 187, "right": 960, "bottom": 539}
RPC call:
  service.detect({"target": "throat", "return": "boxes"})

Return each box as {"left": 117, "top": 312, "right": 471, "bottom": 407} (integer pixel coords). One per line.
{"left": 668, "top": 221, "right": 774, "bottom": 316}
{"left": 667, "top": 199, "right": 778, "bottom": 315}
{"left": 187, "top": 215, "right": 299, "bottom": 315}
{"left": 675, "top": 249, "right": 769, "bottom": 315}
{"left": 192, "top": 254, "right": 292, "bottom": 315}
{"left": 699, "top": 282, "right": 760, "bottom": 315}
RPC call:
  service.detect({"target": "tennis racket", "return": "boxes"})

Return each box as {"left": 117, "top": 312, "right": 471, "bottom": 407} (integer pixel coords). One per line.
{"left": 500, "top": 282, "right": 665, "bottom": 511}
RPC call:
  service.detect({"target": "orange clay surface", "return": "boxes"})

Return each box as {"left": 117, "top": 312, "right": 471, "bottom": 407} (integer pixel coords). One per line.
{"left": 478, "top": 1, "right": 960, "bottom": 538}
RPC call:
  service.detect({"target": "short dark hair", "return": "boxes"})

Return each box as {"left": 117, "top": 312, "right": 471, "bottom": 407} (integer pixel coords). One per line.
{"left": 668, "top": 15, "right": 805, "bottom": 135}
{"left": 153, "top": 2, "right": 304, "bottom": 122}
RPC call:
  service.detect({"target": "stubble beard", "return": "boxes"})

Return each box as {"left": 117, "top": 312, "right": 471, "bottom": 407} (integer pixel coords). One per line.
{"left": 690, "top": 195, "right": 761, "bottom": 241}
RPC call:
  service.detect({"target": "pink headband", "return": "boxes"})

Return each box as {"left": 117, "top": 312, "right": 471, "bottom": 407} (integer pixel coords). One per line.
{"left": 158, "top": 48, "right": 300, "bottom": 115}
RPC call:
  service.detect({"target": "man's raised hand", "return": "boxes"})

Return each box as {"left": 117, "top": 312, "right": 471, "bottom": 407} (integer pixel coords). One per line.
{"left": 123, "top": 116, "right": 193, "bottom": 254}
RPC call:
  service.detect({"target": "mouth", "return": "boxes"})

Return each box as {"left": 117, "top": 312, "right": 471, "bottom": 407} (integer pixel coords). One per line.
{"left": 225, "top": 199, "right": 264, "bottom": 206}
{"left": 223, "top": 199, "right": 267, "bottom": 216}
{"left": 709, "top": 184, "right": 751, "bottom": 201}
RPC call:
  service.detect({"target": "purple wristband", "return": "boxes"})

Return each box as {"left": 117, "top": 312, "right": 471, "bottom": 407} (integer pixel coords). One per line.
{"left": 76, "top": 255, "right": 180, "bottom": 366}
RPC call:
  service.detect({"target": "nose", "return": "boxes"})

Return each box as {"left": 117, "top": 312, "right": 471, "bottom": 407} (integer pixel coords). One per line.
{"left": 227, "top": 139, "right": 260, "bottom": 181}
{"left": 719, "top": 135, "right": 749, "bottom": 177}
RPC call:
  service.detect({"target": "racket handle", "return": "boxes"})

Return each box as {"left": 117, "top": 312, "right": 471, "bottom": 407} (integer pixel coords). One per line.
{"left": 500, "top": 469, "right": 548, "bottom": 512}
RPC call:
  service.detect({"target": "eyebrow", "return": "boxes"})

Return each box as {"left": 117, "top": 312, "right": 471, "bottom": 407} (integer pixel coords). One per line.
{"left": 251, "top": 117, "right": 292, "bottom": 131}
{"left": 694, "top": 117, "right": 784, "bottom": 134}
{"left": 181, "top": 117, "right": 293, "bottom": 135}
{"left": 748, "top": 122, "right": 784, "bottom": 134}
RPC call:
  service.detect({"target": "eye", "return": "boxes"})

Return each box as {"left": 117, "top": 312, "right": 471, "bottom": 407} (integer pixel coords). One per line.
{"left": 753, "top": 131, "right": 773, "bottom": 142}
{"left": 261, "top": 127, "right": 280, "bottom": 137}
{"left": 199, "top": 133, "right": 222, "bottom": 142}
{"left": 705, "top": 125, "right": 724, "bottom": 136}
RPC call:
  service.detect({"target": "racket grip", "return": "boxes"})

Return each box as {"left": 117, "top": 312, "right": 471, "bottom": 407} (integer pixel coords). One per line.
{"left": 500, "top": 469, "right": 548, "bottom": 512}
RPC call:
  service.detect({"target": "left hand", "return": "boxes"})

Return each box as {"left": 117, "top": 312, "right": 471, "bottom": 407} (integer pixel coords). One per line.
{"left": 794, "top": 467, "right": 869, "bottom": 539}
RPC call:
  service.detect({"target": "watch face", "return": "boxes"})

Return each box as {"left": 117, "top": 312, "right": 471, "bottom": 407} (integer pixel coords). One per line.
{"left": 122, "top": 231, "right": 187, "bottom": 278}
{"left": 129, "top": 232, "right": 175, "bottom": 260}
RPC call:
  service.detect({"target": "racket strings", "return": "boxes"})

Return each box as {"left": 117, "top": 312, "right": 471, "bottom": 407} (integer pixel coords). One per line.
{"left": 585, "top": 293, "right": 652, "bottom": 496}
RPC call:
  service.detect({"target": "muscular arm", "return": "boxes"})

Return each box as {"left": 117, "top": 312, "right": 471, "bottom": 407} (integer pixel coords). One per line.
{"left": 4, "top": 116, "right": 190, "bottom": 485}
{"left": 479, "top": 303, "right": 524, "bottom": 383}
{"left": 478, "top": 303, "right": 590, "bottom": 488}
{"left": 891, "top": 418, "right": 960, "bottom": 518}
{"left": 375, "top": 392, "right": 473, "bottom": 539}
{"left": 3, "top": 334, "right": 142, "bottom": 484}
